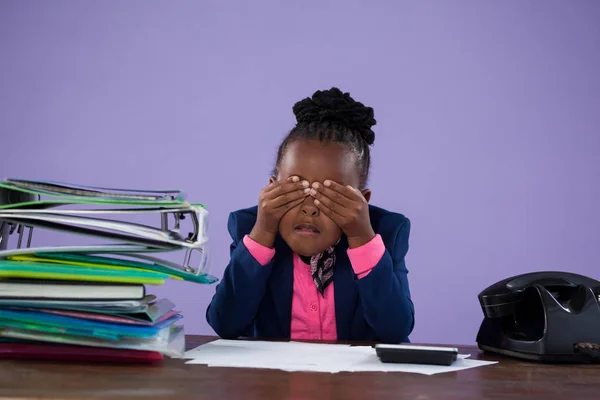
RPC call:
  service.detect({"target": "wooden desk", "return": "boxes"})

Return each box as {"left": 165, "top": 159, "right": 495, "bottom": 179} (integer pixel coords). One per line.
{"left": 0, "top": 335, "right": 598, "bottom": 399}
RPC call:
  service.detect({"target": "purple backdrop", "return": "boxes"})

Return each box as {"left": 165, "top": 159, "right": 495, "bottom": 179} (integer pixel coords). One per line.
{"left": 1, "top": 0, "right": 599, "bottom": 345}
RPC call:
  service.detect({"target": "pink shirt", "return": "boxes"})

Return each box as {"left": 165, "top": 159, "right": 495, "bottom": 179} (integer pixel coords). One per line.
{"left": 242, "top": 234, "right": 385, "bottom": 341}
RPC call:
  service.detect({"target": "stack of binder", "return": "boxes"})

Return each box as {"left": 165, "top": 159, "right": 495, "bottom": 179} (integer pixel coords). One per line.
{"left": 0, "top": 178, "right": 216, "bottom": 363}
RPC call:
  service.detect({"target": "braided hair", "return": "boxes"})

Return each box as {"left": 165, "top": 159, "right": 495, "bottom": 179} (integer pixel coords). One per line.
{"left": 273, "top": 87, "right": 377, "bottom": 189}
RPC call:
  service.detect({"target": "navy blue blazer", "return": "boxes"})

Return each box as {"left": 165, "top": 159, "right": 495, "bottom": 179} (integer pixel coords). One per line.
{"left": 205, "top": 204, "right": 415, "bottom": 343}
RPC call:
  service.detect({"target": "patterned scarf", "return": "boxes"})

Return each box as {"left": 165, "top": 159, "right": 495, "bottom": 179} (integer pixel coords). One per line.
{"left": 301, "top": 243, "right": 338, "bottom": 297}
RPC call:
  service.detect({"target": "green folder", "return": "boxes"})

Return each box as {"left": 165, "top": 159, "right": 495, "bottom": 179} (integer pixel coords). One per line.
{"left": 26, "top": 252, "right": 218, "bottom": 284}
{"left": 0, "top": 259, "right": 169, "bottom": 285}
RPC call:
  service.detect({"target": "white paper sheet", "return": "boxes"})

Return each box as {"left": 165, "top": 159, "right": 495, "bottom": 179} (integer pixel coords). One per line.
{"left": 184, "top": 339, "right": 498, "bottom": 375}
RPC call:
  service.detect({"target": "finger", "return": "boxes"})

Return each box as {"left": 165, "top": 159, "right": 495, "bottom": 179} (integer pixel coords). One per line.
{"left": 309, "top": 186, "right": 351, "bottom": 217}
{"left": 322, "top": 180, "right": 363, "bottom": 201}
{"left": 270, "top": 186, "right": 310, "bottom": 209}
{"left": 263, "top": 176, "right": 301, "bottom": 194}
{"left": 261, "top": 180, "right": 277, "bottom": 194}
{"left": 310, "top": 182, "right": 354, "bottom": 209}
{"left": 279, "top": 196, "right": 306, "bottom": 214}
{"left": 265, "top": 179, "right": 309, "bottom": 200}
{"left": 313, "top": 198, "right": 345, "bottom": 225}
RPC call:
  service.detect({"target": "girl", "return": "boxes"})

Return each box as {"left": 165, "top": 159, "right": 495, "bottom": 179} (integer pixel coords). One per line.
{"left": 206, "top": 87, "right": 415, "bottom": 343}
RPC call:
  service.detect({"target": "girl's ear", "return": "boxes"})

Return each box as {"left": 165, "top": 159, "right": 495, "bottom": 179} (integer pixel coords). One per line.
{"left": 361, "top": 189, "right": 372, "bottom": 203}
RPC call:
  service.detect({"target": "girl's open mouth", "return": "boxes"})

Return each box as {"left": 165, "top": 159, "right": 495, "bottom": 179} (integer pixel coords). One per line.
{"left": 294, "top": 224, "right": 320, "bottom": 237}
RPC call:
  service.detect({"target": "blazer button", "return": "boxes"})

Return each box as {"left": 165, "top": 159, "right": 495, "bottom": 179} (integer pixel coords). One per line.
{"left": 310, "top": 304, "right": 317, "bottom": 311}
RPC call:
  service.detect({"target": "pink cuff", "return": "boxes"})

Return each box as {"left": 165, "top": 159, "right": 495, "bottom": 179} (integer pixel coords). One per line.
{"left": 347, "top": 234, "right": 385, "bottom": 279}
{"left": 243, "top": 235, "right": 275, "bottom": 266}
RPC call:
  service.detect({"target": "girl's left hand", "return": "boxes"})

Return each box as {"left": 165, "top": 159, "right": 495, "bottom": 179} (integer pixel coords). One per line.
{"left": 310, "top": 180, "right": 376, "bottom": 248}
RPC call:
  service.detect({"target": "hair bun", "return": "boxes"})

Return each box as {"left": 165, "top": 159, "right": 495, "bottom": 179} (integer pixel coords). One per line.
{"left": 292, "top": 87, "right": 376, "bottom": 145}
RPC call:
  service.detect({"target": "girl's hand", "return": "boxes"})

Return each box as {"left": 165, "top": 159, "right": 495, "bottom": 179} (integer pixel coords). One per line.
{"left": 310, "top": 180, "right": 375, "bottom": 248}
{"left": 250, "top": 176, "right": 310, "bottom": 248}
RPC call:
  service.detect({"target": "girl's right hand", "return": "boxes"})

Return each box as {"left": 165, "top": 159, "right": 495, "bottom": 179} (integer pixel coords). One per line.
{"left": 249, "top": 176, "right": 310, "bottom": 248}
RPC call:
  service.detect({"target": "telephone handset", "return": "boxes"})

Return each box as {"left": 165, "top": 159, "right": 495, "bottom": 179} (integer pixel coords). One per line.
{"left": 476, "top": 271, "right": 600, "bottom": 363}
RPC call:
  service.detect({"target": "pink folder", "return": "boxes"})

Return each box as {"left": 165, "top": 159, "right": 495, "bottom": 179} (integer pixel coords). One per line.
{"left": 0, "top": 342, "right": 164, "bottom": 363}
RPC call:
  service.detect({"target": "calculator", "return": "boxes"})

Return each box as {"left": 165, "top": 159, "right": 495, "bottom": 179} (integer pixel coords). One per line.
{"left": 375, "top": 344, "right": 459, "bottom": 366}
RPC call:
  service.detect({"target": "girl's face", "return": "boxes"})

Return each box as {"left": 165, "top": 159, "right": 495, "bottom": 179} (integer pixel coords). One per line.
{"left": 275, "top": 139, "right": 368, "bottom": 257}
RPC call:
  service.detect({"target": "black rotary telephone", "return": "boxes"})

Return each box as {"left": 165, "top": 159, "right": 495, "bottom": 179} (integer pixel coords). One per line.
{"left": 476, "top": 271, "right": 600, "bottom": 363}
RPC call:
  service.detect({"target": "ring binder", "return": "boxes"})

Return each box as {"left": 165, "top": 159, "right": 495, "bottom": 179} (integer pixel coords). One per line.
{"left": 2, "top": 178, "right": 185, "bottom": 202}
{"left": 0, "top": 221, "right": 7, "bottom": 251}
{"left": 0, "top": 186, "right": 37, "bottom": 251}
{"left": 0, "top": 179, "right": 213, "bottom": 280}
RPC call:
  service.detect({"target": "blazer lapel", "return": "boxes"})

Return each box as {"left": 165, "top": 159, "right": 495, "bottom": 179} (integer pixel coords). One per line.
{"left": 267, "top": 234, "right": 294, "bottom": 338}
{"left": 333, "top": 236, "right": 359, "bottom": 340}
